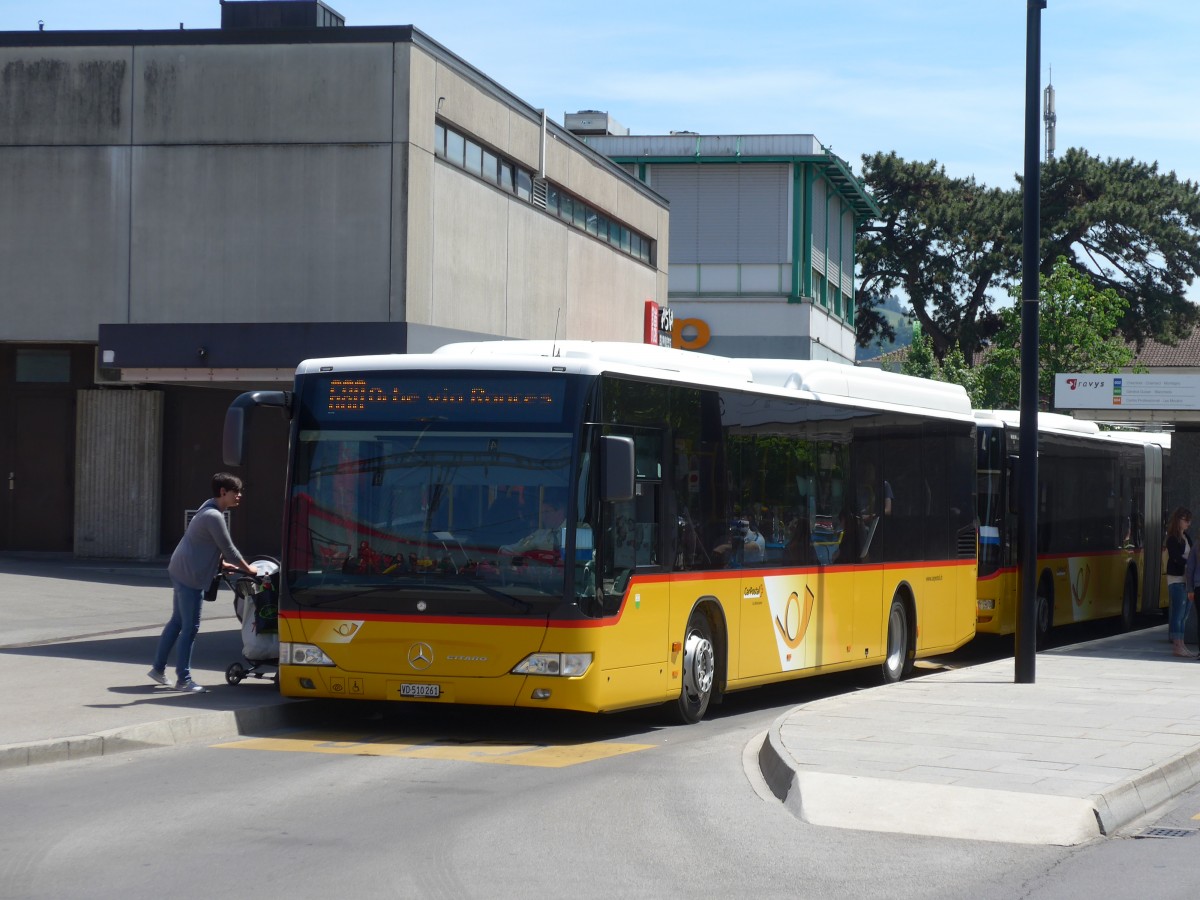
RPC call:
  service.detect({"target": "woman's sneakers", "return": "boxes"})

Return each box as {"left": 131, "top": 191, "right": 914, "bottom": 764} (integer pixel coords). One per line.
{"left": 148, "top": 668, "right": 209, "bottom": 692}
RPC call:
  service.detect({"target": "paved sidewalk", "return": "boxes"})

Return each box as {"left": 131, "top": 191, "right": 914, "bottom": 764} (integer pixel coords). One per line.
{"left": 759, "top": 625, "right": 1200, "bottom": 845}
{"left": 0, "top": 554, "right": 299, "bottom": 768}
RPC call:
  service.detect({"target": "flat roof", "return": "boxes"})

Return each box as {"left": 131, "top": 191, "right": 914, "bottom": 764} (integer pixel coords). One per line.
{"left": 0, "top": 23, "right": 665, "bottom": 209}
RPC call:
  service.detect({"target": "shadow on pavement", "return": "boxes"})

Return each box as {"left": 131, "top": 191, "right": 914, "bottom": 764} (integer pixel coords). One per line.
{"left": 0, "top": 629, "right": 242, "bottom": 667}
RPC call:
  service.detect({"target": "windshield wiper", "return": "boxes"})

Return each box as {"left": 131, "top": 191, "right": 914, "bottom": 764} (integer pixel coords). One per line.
{"left": 473, "top": 584, "right": 532, "bottom": 613}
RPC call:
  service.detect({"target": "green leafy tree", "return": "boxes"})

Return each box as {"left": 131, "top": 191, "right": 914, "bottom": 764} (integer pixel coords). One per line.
{"left": 1039, "top": 148, "right": 1200, "bottom": 346}
{"left": 898, "top": 323, "right": 977, "bottom": 400}
{"left": 974, "top": 257, "right": 1140, "bottom": 410}
{"left": 856, "top": 152, "right": 1019, "bottom": 360}
{"left": 856, "top": 148, "right": 1200, "bottom": 358}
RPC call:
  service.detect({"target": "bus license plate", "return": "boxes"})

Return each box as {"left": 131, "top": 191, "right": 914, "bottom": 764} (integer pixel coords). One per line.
{"left": 399, "top": 683, "right": 440, "bottom": 698}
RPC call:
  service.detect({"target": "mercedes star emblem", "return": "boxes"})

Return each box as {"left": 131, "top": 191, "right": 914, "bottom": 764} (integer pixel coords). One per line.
{"left": 407, "top": 642, "right": 434, "bottom": 670}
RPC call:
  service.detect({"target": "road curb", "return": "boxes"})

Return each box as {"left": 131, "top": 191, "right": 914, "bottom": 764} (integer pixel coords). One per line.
{"left": 0, "top": 702, "right": 308, "bottom": 771}
{"left": 759, "top": 703, "right": 1200, "bottom": 844}
{"left": 759, "top": 710, "right": 1098, "bottom": 844}
{"left": 758, "top": 714, "right": 795, "bottom": 803}
{"left": 1090, "top": 744, "right": 1200, "bottom": 835}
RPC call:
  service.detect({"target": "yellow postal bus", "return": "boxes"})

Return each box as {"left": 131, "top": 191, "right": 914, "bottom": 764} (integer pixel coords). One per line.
{"left": 974, "top": 410, "right": 1169, "bottom": 645}
{"left": 225, "top": 341, "right": 978, "bottom": 722}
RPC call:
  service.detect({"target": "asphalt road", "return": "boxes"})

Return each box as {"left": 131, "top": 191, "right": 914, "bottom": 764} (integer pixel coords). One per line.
{"left": 0, "top": 668, "right": 1083, "bottom": 900}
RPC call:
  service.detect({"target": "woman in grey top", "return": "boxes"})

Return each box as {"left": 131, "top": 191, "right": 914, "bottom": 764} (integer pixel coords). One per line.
{"left": 148, "top": 472, "right": 257, "bottom": 693}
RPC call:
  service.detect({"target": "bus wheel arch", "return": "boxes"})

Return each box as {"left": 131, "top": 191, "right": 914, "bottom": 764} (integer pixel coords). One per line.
{"left": 671, "top": 598, "right": 725, "bottom": 724}
{"left": 882, "top": 586, "right": 916, "bottom": 684}
{"left": 1121, "top": 564, "right": 1139, "bottom": 632}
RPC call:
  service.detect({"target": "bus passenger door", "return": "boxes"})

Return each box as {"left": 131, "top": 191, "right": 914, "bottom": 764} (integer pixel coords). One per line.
{"left": 597, "top": 427, "right": 668, "bottom": 672}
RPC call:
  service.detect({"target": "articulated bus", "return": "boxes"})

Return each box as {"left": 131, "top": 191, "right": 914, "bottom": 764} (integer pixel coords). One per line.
{"left": 224, "top": 341, "right": 978, "bottom": 723}
{"left": 974, "top": 410, "right": 1170, "bottom": 646}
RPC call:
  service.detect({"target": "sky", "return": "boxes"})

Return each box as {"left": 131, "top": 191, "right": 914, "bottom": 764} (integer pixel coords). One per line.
{"left": 3, "top": 0, "right": 1198, "bottom": 190}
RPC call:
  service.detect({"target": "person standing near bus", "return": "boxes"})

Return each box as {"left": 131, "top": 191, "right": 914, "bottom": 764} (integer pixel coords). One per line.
{"left": 1165, "top": 506, "right": 1194, "bottom": 658}
{"left": 148, "top": 472, "right": 257, "bottom": 693}
{"left": 1185, "top": 518, "right": 1200, "bottom": 659}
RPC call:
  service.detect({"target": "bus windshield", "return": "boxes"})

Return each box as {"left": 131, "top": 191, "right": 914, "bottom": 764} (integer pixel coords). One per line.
{"left": 285, "top": 372, "right": 578, "bottom": 613}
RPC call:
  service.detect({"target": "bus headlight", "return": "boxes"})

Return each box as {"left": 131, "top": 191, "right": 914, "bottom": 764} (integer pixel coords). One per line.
{"left": 278, "top": 642, "right": 336, "bottom": 666}
{"left": 977, "top": 599, "right": 996, "bottom": 611}
{"left": 513, "top": 652, "right": 593, "bottom": 677}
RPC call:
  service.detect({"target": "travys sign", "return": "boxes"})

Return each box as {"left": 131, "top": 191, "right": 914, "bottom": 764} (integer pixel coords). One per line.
{"left": 1054, "top": 374, "right": 1200, "bottom": 410}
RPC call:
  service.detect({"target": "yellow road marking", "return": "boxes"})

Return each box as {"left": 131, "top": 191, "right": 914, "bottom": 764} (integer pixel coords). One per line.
{"left": 214, "top": 730, "right": 655, "bottom": 767}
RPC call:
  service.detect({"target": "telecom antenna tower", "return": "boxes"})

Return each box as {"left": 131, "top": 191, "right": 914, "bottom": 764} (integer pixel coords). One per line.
{"left": 1043, "top": 68, "right": 1056, "bottom": 163}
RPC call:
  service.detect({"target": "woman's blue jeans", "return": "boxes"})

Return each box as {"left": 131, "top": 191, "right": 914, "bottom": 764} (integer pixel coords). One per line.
{"left": 152, "top": 578, "right": 205, "bottom": 682}
{"left": 1168, "top": 581, "right": 1190, "bottom": 641}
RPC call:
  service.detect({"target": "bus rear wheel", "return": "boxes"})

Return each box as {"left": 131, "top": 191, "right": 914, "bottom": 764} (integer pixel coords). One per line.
{"left": 882, "top": 596, "right": 911, "bottom": 684}
{"left": 1035, "top": 580, "right": 1052, "bottom": 650}
{"left": 673, "top": 610, "right": 715, "bottom": 724}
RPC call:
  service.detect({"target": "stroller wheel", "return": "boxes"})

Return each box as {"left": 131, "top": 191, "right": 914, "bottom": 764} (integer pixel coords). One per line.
{"left": 225, "top": 662, "right": 246, "bottom": 685}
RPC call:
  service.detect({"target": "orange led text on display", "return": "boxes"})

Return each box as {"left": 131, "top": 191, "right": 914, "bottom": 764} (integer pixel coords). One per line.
{"left": 327, "top": 379, "right": 555, "bottom": 413}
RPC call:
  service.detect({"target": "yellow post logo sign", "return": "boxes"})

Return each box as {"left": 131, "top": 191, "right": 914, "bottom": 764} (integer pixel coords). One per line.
{"left": 672, "top": 317, "right": 711, "bottom": 350}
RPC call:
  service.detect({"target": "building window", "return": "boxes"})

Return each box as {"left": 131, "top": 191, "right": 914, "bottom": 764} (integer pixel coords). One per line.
{"left": 434, "top": 120, "right": 655, "bottom": 266}
{"left": 515, "top": 169, "right": 532, "bottom": 202}
{"left": 464, "top": 140, "right": 483, "bottom": 178}
{"left": 16, "top": 349, "right": 70, "bottom": 383}
{"left": 445, "top": 130, "right": 465, "bottom": 167}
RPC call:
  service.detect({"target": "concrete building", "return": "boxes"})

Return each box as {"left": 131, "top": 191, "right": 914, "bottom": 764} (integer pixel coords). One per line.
{"left": 0, "top": 4, "right": 669, "bottom": 558}
{"left": 580, "top": 126, "right": 878, "bottom": 364}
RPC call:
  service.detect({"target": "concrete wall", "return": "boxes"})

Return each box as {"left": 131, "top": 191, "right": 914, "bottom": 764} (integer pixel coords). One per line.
{"left": 0, "top": 36, "right": 667, "bottom": 345}
{"left": 407, "top": 42, "right": 663, "bottom": 343}
{"left": 0, "top": 146, "right": 132, "bottom": 340}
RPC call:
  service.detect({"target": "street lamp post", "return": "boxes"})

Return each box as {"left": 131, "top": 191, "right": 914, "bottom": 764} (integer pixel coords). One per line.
{"left": 1016, "top": 0, "right": 1046, "bottom": 684}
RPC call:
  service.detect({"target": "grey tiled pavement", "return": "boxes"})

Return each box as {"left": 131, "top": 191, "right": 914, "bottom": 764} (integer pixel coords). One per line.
{"left": 760, "top": 624, "right": 1200, "bottom": 844}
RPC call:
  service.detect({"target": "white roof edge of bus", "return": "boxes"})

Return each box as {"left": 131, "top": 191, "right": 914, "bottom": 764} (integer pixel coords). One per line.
{"left": 740, "top": 358, "right": 972, "bottom": 416}
{"left": 974, "top": 409, "right": 1171, "bottom": 448}
{"left": 1096, "top": 429, "right": 1172, "bottom": 449}
{"left": 434, "top": 340, "right": 756, "bottom": 384}
{"left": 974, "top": 409, "right": 1101, "bottom": 435}
{"left": 431, "top": 341, "right": 972, "bottom": 417}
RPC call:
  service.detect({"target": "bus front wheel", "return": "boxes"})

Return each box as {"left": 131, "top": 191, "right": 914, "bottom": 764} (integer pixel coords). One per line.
{"left": 673, "top": 610, "right": 715, "bottom": 724}
{"left": 882, "top": 597, "right": 911, "bottom": 684}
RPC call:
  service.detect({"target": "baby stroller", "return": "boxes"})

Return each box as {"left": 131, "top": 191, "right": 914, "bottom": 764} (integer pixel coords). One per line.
{"left": 225, "top": 556, "right": 280, "bottom": 685}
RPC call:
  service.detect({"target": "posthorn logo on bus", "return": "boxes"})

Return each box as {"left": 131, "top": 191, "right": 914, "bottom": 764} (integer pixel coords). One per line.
{"left": 407, "top": 642, "right": 434, "bottom": 670}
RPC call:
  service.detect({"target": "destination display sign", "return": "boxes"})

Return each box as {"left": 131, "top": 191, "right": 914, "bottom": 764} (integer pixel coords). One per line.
{"left": 314, "top": 375, "right": 567, "bottom": 424}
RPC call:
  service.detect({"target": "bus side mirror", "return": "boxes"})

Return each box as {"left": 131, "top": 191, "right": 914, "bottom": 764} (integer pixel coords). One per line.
{"left": 601, "top": 435, "right": 635, "bottom": 502}
{"left": 223, "top": 390, "right": 291, "bottom": 466}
